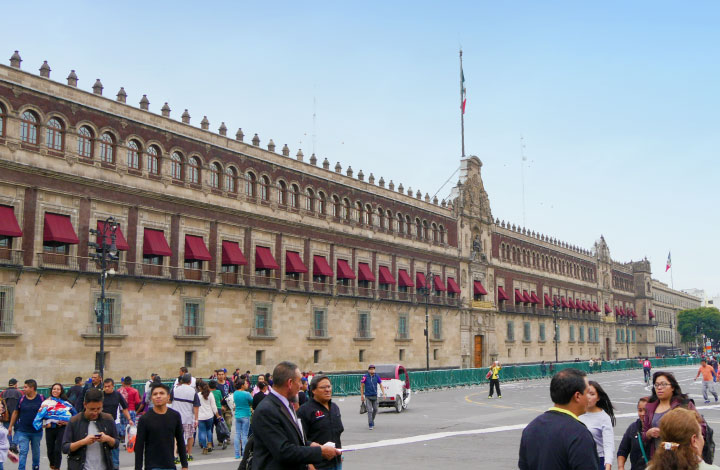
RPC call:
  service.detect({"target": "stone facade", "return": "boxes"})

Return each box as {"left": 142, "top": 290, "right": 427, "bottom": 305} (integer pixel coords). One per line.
{"left": 0, "top": 52, "right": 693, "bottom": 384}
{"left": 651, "top": 280, "right": 702, "bottom": 355}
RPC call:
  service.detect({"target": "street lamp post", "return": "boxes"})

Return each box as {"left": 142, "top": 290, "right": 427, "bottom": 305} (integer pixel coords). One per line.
{"left": 552, "top": 298, "right": 561, "bottom": 364}
{"left": 89, "top": 217, "right": 118, "bottom": 379}
{"left": 423, "top": 273, "right": 435, "bottom": 371}
{"left": 625, "top": 311, "right": 631, "bottom": 359}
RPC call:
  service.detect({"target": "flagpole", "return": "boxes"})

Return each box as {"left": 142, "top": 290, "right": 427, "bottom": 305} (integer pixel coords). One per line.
{"left": 670, "top": 265, "right": 674, "bottom": 290}
{"left": 460, "top": 49, "right": 465, "bottom": 158}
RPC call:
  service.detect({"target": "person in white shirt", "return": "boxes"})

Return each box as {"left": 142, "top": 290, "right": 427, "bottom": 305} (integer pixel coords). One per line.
{"left": 169, "top": 374, "right": 199, "bottom": 461}
{"left": 172, "top": 367, "right": 196, "bottom": 390}
{"left": 579, "top": 380, "right": 616, "bottom": 470}
{"left": 195, "top": 380, "right": 220, "bottom": 455}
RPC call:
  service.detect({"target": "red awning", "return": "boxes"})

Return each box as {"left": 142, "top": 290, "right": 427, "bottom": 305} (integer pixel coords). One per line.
{"left": 96, "top": 221, "right": 129, "bottom": 251}
{"left": 474, "top": 281, "right": 488, "bottom": 296}
{"left": 378, "top": 266, "right": 396, "bottom": 285}
{"left": 593, "top": 302, "right": 600, "bottom": 312}
{"left": 336, "top": 259, "right": 356, "bottom": 279}
{"left": 447, "top": 277, "right": 461, "bottom": 294}
{"left": 221, "top": 241, "right": 247, "bottom": 265}
{"left": 358, "top": 262, "right": 375, "bottom": 282}
{"left": 433, "top": 276, "right": 446, "bottom": 291}
{"left": 649, "top": 309, "right": 655, "bottom": 319}
{"left": 568, "top": 298, "right": 577, "bottom": 309}
{"left": 561, "top": 297, "right": 570, "bottom": 308}
{"left": 615, "top": 306, "right": 622, "bottom": 316}
{"left": 515, "top": 289, "right": 524, "bottom": 303}
{"left": 582, "top": 300, "right": 590, "bottom": 311}
{"left": 416, "top": 272, "right": 427, "bottom": 289}
{"left": 185, "top": 235, "right": 212, "bottom": 261}
{"left": 604, "top": 303, "right": 612, "bottom": 314}
{"left": 530, "top": 292, "right": 540, "bottom": 304}
{"left": 255, "top": 246, "right": 279, "bottom": 270}
{"left": 44, "top": 213, "right": 79, "bottom": 244}
{"left": 630, "top": 309, "right": 637, "bottom": 318}
{"left": 544, "top": 293, "right": 553, "bottom": 307}
{"left": 143, "top": 228, "right": 172, "bottom": 256}
{"left": 285, "top": 251, "right": 308, "bottom": 273}
{"left": 619, "top": 307, "right": 626, "bottom": 316}
{"left": 0, "top": 206, "right": 22, "bottom": 237}
{"left": 497, "top": 286, "right": 509, "bottom": 301}
{"left": 312, "top": 255, "right": 333, "bottom": 277}
{"left": 522, "top": 290, "right": 532, "bottom": 303}
{"left": 398, "top": 269, "right": 414, "bottom": 287}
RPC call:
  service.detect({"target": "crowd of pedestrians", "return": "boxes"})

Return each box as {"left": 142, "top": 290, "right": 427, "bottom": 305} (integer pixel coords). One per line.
{"left": 519, "top": 358, "right": 720, "bottom": 470}
{"left": 0, "top": 363, "right": 347, "bottom": 470}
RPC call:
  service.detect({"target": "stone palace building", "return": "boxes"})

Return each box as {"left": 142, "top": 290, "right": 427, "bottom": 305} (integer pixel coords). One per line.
{"left": 0, "top": 51, "right": 696, "bottom": 383}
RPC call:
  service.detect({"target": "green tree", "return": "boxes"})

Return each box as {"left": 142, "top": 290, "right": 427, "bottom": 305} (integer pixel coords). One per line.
{"left": 677, "top": 307, "right": 720, "bottom": 346}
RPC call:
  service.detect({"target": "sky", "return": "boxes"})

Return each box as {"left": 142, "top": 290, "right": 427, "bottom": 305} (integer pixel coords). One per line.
{"left": 3, "top": 1, "right": 718, "bottom": 295}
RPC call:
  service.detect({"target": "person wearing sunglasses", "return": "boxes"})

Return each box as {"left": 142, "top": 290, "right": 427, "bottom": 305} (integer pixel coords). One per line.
{"left": 642, "top": 371, "right": 704, "bottom": 460}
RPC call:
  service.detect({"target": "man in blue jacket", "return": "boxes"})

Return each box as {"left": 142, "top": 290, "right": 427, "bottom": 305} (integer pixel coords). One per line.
{"left": 518, "top": 368, "right": 598, "bottom": 470}
{"left": 360, "top": 365, "right": 386, "bottom": 430}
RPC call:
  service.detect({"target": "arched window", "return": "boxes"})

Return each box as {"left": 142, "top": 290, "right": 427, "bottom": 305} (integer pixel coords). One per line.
{"left": 415, "top": 218, "right": 422, "bottom": 239}
{"left": 356, "top": 202, "right": 364, "bottom": 224}
{"left": 147, "top": 145, "right": 160, "bottom": 174}
{"left": 343, "top": 198, "right": 351, "bottom": 220}
{"left": 317, "top": 191, "right": 326, "bottom": 214}
{"left": 397, "top": 213, "right": 404, "bottom": 234}
{"left": 378, "top": 207, "right": 385, "bottom": 229}
{"left": 422, "top": 220, "right": 429, "bottom": 240}
{"left": 432, "top": 223, "right": 438, "bottom": 242}
{"left": 245, "top": 171, "right": 257, "bottom": 197}
{"left": 99, "top": 133, "right": 115, "bottom": 163}
{"left": 46, "top": 118, "right": 64, "bottom": 151}
{"left": 260, "top": 176, "right": 270, "bottom": 201}
{"left": 188, "top": 157, "right": 201, "bottom": 184}
{"left": 225, "top": 167, "right": 237, "bottom": 193}
{"left": 209, "top": 162, "right": 222, "bottom": 189}
{"left": 277, "top": 181, "right": 287, "bottom": 205}
{"left": 20, "top": 111, "right": 38, "bottom": 144}
{"left": 126, "top": 140, "right": 141, "bottom": 170}
{"left": 290, "top": 184, "right": 300, "bottom": 208}
{"left": 305, "top": 188, "right": 314, "bottom": 212}
{"left": 364, "top": 204, "right": 372, "bottom": 226}
{"left": 0, "top": 104, "right": 5, "bottom": 137}
{"left": 171, "top": 152, "right": 183, "bottom": 180}
{"left": 77, "top": 126, "right": 93, "bottom": 158}
{"left": 439, "top": 225, "right": 445, "bottom": 243}
{"left": 332, "top": 196, "right": 340, "bottom": 218}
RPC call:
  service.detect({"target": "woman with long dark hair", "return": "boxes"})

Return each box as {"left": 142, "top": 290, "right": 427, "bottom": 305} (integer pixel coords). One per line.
{"left": 643, "top": 371, "right": 703, "bottom": 460}
{"left": 646, "top": 407, "right": 719, "bottom": 470}
{"left": 43, "top": 383, "right": 75, "bottom": 470}
{"left": 196, "top": 379, "right": 220, "bottom": 454}
{"left": 579, "top": 380, "right": 616, "bottom": 470}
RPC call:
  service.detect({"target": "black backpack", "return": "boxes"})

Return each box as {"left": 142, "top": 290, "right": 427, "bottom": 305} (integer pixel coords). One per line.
{"left": 703, "top": 419, "right": 715, "bottom": 464}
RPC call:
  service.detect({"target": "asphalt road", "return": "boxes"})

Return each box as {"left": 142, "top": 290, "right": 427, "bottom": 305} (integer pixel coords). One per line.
{"left": 34, "top": 364, "right": 718, "bottom": 470}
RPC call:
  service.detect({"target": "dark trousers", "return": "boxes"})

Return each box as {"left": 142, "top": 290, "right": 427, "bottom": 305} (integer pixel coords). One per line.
{"left": 45, "top": 426, "right": 64, "bottom": 469}
{"left": 489, "top": 379, "right": 501, "bottom": 397}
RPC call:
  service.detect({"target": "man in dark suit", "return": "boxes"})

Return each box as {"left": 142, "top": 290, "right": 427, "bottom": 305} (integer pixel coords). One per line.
{"left": 251, "top": 361, "right": 340, "bottom": 470}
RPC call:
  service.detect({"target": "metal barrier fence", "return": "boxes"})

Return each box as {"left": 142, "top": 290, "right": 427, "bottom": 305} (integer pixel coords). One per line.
{"left": 36, "top": 357, "right": 700, "bottom": 399}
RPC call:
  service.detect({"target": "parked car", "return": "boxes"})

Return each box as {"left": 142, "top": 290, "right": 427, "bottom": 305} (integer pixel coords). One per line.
{"left": 375, "top": 364, "right": 411, "bottom": 413}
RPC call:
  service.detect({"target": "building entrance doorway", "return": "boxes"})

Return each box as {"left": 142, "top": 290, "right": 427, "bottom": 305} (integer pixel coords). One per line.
{"left": 474, "top": 335, "right": 483, "bottom": 368}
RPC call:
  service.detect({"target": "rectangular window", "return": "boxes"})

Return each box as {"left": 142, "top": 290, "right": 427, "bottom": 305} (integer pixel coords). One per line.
{"left": 398, "top": 314, "right": 409, "bottom": 339}
{"left": 93, "top": 295, "right": 119, "bottom": 334}
{"left": 254, "top": 304, "right": 272, "bottom": 337}
{"left": 616, "top": 329, "right": 620, "bottom": 342}
{"left": 255, "top": 350, "right": 264, "bottom": 365}
{"left": 313, "top": 349, "right": 321, "bottom": 364}
{"left": 184, "top": 351, "right": 195, "bottom": 368}
{"left": 359, "top": 349, "right": 365, "bottom": 363}
{"left": 181, "top": 300, "right": 203, "bottom": 336}
{"left": 539, "top": 323, "right": 546, "bottom": 341}
{"left": 95, "top": 351, "right": 109, "bottom": 371}
{"left": 433, "top": 348, "right": 439, "bottom": 360}
{"left": 632, "top": 330, "right": 636, "bottom": 343}
{"left": 569, "top": 325, "right": 575, "bottom": 342}
{"left": 0, "top": 287, "right": 13, "bottom": 333}
{"left": 523, "top": 322, "right": 531, "bottom": 342}
{"left": 579, "top": 326, "right": 585, "bottom": 343}
{"left": 313, "top": 308, "right": 327, "bottom": 337}
{"left": 358, "top": 311, "right": 371, "bottom": 338}
{"left": 399, "top": 349, "right": 405, "bottom": 361}
{"left": 432, "top": 316, "right": 442, "bottom": 340}
{"left": 506, "top": 321, "right": 514, "bottom": 341}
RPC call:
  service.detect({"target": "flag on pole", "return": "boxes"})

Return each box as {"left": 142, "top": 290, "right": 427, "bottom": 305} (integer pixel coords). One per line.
{"left": 461, "top": 67, "right": 467, "bottom": 114}
{"left": 665, "top": 251, "right": 671, "bottom": 272}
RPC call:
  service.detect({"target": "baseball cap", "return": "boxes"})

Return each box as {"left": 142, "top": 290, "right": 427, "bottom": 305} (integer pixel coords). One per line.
{"left": 368, "top": 365, "right": 375, "bottom": 369}
{"left": 8, "top": 378, "right": 17, "bottom": 385}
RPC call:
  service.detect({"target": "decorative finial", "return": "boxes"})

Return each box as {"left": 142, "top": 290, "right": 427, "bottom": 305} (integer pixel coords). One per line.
{"left": 389, "top": 180, "right": 395, "bottom": 191}
{"left": 357, "top": 169, "right": 364, "bottom": 181}
{"left": 236, "top": 128, "right": 244, "bottom": 141}
{"left": 322, "top": 158, "right": 330, "bottom": 169}
{"left": 218, "top": 122, "right": 227, "bottom": 136}
{"left": 200, "top": 116, "right": 210, "bottom": 130}
{"left": 116, "top": 87, "right": 127, "bottom": 103}
{"left": 9, "top": 51, "right": 21, "bottom": 68}
{"left": 398, "top": 183, "right": 404, "bottom": 193}
{"left": 39, "top": 61, "right": 51, "bottom": 78}
{"left": 161, "top": 102, "right": 171, "bottom": 117}
{"left": 296, "top": 149, "right": 303, "bottom": 161}
{"left": 281, "top": 144, "right": 289, "bottom": 156}
{"left": 92, "top": 79, "right": 103, "bottom": 95}
{"left": 310, "top": 153, "right": 317, "bottom": 165}
{"left": 346, "top": 166, "right": 353, "bottom": 177}
{"left": 67, "top": 70, "right": 78, "bottom": 87}
{"left": 368, "top": 173, "right": 375, "bottom": 184}
{"left": 252, "top": 134, "right": 260, "bottom": 146}
{"left": 334, "top": 162, "right": 342, "bottom": 173}
{"left": 267, "top": 139, "right": 276, "bottom": 152}
{"left": 181, "top": 109, "right": 191, "bottom": 123}
{"left": 139, "top": 95, "right": 150, "bottom": 110}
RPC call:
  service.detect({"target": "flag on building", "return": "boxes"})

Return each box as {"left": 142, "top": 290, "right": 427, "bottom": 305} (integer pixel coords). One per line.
{"left": 461, "top": 68, "right": 467, "bottom": 114}
{"left": 665, "top": 251, "right": 671, "bottom": 272}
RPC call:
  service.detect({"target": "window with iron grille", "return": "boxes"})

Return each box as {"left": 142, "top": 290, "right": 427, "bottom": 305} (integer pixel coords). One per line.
{"left": 93, "top": 294, "right": 120, "bottom": 334}
{"left": 181, "top": 299, "right": 204, "bottom": 336}
{"left": 506, "top": 321, "right": 514, "bottom": 341}
{"left": 0, "top": 286, "right": 13, "bottom": 333}
{"left": 523, "top": 322, "right": 531, "bottom": 341}
{"left": 254, "top": 303, "right": 272, "bottom": 337}
{"left": 569, "top": 325, "right": 575, "bottom": 342}
{"left": 579, "top": 326, "right": 585, "bottom": 343}
{"left": 313, "top": 308, "right": 327, "bottom": 337}
{"left": 397, "top": 314, "right": 409, "bottom": 339}
{"left": 539, "top": 323, "right": 546, "bottom": 341}
{"left": 432, "top": 316, "right": 442, "bottom": 340}
{"left": 357, "top": 311, "right": 371, "bottom": 338}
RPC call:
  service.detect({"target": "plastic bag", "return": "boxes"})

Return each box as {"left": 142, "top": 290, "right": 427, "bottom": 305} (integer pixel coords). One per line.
{"left": 216, "top": 418, "right": 230, "bottom": 442}
{"left": 125, "top": 424, "right": 137, "bottom": 453}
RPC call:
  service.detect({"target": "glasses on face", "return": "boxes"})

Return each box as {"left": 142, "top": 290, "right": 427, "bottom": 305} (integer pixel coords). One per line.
{"left": 654, "top": 382, "right": 671, "bottom": 389}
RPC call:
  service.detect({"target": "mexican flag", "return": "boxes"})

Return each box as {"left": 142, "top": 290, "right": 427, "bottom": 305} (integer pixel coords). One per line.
{"left": 461, "top": 67, "right": 467, "bottom": 114}
{"left": 665, "top": 251, "right": 671, "bottom": 272}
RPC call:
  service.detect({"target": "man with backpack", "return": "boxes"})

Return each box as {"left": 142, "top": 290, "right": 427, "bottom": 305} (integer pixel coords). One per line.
{"left": 7, "top": 379, "right": 44, "bottom": 470}
{"left": 1, "top": 379, "right": 22, "bottom": 449}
